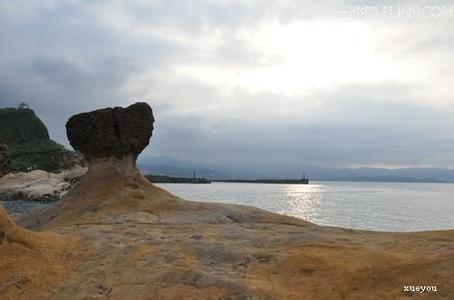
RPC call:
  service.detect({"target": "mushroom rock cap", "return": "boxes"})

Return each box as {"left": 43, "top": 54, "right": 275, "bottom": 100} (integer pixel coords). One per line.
{"left": 65, "top": 102, "right": 154, "bottom": 160}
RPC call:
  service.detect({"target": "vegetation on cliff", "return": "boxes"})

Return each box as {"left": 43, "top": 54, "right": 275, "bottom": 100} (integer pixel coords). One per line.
{"left": 0, "top": 106, "right": 74, "bottom": 172}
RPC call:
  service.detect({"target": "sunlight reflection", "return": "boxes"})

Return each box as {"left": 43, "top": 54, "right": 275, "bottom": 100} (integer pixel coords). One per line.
{"left": 158, "top": 182, "right": 454, "bottom": 231}
{"left": 281, "top": 184, "right": 325, "bottom": 221}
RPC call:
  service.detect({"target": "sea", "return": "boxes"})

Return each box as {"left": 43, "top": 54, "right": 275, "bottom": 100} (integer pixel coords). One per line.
{"left": 3, "top": 181, "right": 453, "bottom": 232}
{"left": 156, "top": 181, "right": 454, "bottom": 232}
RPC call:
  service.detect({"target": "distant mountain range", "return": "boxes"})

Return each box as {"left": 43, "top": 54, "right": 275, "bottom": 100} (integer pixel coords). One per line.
{"left": 139, "top": 164, "right": 226, "bottom": 179}
{"left": 138, "top": 155, "right": 266, "bottom": 179}
{"left": 317, "top": 167, "right": 454, "bottom": 183}
{"left": 322, "top": 175, "right": 445, "bottom": 183}
{"left": 138, "top": 155, "right": 454, "bottom": 183}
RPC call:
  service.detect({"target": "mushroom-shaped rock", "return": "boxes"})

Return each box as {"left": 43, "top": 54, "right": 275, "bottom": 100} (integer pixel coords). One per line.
{"left": 0, "top": 144, "right": 11, "bottom": 177}
{"left": 66, "top": 102, "right": 154, "bottom": 160}
{"left": 19, "top": 101, "right": 309, "bottom": 230}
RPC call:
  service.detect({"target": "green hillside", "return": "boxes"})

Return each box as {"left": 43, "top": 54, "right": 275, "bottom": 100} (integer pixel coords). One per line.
{"left": 0, "top": 106, "right": 71, "bottom": 172}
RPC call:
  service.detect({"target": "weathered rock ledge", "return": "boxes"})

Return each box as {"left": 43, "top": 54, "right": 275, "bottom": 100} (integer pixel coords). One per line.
{"left": 0, "top": 167, "right": 87, "bottom": 202}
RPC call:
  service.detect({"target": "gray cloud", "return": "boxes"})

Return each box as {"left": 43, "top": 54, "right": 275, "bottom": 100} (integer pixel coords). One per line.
{"left": 1, "top": 0, "right": 454, "bottom": 172}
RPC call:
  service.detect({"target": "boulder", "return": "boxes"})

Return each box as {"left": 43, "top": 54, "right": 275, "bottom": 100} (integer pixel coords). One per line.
{"left": 65, "top": 102, "right": 154, "bottom": 160}
{"left": 0, "top": 144, "right": 11, "bottom": 177}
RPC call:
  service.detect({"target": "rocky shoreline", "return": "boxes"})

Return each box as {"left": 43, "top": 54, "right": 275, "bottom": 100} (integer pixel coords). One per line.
{"left": 0, "top": 167, "right": 86, "bottom": 202}
{"left": 0, "top": 200, "right": 51, "bottom": 218}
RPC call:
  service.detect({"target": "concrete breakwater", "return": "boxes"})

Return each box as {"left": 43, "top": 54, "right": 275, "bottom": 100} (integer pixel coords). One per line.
{"left": 213, "top": 178, "right": 309, "bottom": 184}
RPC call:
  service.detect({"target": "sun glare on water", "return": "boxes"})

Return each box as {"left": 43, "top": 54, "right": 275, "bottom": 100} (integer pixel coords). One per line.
{"left": 282, "top": 183, "right": 325, "bottom": 220}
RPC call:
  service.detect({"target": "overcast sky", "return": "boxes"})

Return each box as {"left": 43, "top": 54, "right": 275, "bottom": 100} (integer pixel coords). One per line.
{"left": 1, "top": 0, "right": 454, "bottom": 172}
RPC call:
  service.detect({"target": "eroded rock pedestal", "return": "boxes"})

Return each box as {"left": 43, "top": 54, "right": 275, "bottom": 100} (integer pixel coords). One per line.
{"left": 22, "top": 102, "right": 297, "bottom": 229}
{"left": 0, "top": 144, "right": 11, "bottom": 177}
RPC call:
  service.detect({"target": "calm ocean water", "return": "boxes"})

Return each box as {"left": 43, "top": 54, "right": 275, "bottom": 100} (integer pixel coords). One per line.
{"left": 156, "top": 181, "right": 454, "bottom": 232}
